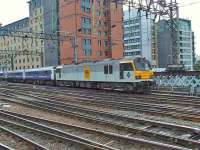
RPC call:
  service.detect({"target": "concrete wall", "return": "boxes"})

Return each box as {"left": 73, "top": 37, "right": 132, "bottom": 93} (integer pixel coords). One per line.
{"left": 42, "top": 0, "right": 59, "bottom": 66}
{"left": 157, "top": 31, "right": 172, "bottom": 68}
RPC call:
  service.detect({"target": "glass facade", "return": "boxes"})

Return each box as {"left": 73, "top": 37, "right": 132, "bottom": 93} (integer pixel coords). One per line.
{"left": 157, "top": 19, "right": 194, "bottom": 70}
{"left": 123, "top": 9, "right": 158, "bottom": 67}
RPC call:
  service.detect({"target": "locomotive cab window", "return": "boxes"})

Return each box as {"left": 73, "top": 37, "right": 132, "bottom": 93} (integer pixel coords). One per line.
{"left": 134, "top": 58, "right": 151, "bottom": 71}
{"left": 120, "top": 63, "right": 134, "bottom": 71}
{"left": 120, "top": 63, "right": 134, "bottom": 79}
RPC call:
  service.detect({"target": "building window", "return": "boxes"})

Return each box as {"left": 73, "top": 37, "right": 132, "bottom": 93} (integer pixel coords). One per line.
{"left": 96, "top": 51, "right": 102, "bottom": 56}
{"left": 98, "top": 40, "right": 101, "bottom": 46}
{"left": 81, "top": 17, "right": 91, "bottom": 35}
{"left": 98, "top": 31, "right": 101, "bottom": 37}
{"left": 83, "top": 49, "right": 92, "bottom": 56}
{"left": 81, "top": 0, "right": 91, "bottom": 13}
{"left": 104, "top": 41, "right": 108, "bottom": 47}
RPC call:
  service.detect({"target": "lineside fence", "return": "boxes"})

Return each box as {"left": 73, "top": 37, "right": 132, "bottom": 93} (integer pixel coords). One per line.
{"left": 154, "top": 73, "right": 200, "bottom": 96}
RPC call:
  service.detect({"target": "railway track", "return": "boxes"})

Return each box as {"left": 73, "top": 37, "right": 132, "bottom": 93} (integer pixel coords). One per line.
{"left": 0, "top": 110, "right": 117, "bottom": 150}
{"left": 0, "top": 144, "right": 14, "bottom": 150}
{"left": 2, "top": 82, "right": 200, "bottom": 101}
{"left": 0, "top": 125, "right": 48, "bottom": 150}
{"left": 0, "top": 109, "right": 189, "bottom": 150}
{"left": 2, "top": 86, "right": 200, "bottom": 122}
{"left": 2, "top": 84, "right": 200, "bottom": 124}
{"left": 3, "top": 82, "right": 200, "bottom": 105}
{"left": 0, "top": 87, "right": 199, "bottom": 149}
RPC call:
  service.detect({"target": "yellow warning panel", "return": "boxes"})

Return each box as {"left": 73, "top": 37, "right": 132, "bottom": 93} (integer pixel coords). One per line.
{"left": 84, "top": 67, "right": 91, "bottom": 80}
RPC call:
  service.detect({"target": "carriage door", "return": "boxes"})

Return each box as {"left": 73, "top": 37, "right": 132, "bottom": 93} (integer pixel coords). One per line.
{"left": 120, "top": 63, "right": 134, "bottom": 80}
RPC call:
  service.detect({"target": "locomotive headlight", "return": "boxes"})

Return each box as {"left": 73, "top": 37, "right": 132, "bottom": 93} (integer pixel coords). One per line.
{"left": 135, "top": 76, "right": 141, "bottom": 79}
{"left": 135, "top": 71, "right": 142, "bottom": 79}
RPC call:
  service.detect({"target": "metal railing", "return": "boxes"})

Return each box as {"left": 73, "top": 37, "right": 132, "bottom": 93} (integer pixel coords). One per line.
{"left": 154, "top": 75, "right": 200, "bottom": 96}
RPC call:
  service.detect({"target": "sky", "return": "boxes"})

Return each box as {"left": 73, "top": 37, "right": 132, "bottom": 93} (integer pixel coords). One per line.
{"left": 0, "top": 0, "right": 200, "bottom": 55}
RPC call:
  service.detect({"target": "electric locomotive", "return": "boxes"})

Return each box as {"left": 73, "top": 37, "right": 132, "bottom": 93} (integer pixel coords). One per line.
{"left": 55, "top": 57, "right": 154, "bottom": 92}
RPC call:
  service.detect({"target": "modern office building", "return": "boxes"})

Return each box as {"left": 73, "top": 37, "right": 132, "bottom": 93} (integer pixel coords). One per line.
{"left": 157, "top": 19, "right": 194, "bottom": 70}
{"left": 123, "top": 9, "right": 158, "bottom": 67}
{"left": 192, "top": 32, "right": 196, "bottom": 67}
{"left": 59, "top": 0, "right": 124, "bottom": 64}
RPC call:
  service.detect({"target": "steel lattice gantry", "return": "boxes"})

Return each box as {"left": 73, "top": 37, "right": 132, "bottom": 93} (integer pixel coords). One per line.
{"left": 113, "top": 0, "right": 179, "bottom": 64}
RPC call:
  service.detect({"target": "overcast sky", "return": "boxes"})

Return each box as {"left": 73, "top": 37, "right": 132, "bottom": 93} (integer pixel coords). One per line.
{"left": 0, "top": 0, "right": 200, "bottom": 55}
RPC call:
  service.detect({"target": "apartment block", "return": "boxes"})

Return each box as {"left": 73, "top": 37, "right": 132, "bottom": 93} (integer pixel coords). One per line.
{"left": 0, "top": 0, "right": 59, "bottom": 71}
{"left": 157, "top": 19, "right": 194, "bottom": 70}
{"left": 59, "top": 0, "right": 123, "bottom": 64}
{"left": 123, "top": 9, "right": 158, "bottom": 67}
{"left": 0, "top": 18, "right": 41, "bottom": 71}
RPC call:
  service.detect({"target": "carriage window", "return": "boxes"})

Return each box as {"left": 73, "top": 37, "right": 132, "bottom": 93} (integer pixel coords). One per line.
{"left": 109, "top": 65, "right": 113, "bottom": 74}
{"left": 104, "top": 65, "right": 108, "bottom": 74}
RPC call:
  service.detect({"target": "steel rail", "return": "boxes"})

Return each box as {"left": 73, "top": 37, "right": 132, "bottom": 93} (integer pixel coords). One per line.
{"left": 38, "top": 89, "right": 200, "bottom": 107}
{"left": 2, "top": 86, "right": 200, "bottom": 114}
{"left": 0, "top": 126, "right": 48, "bottom": 150}
{"left": 0, "top": 93, "right": 199, "bottom": 149}
{"left": 2, "top": 87, "right": 200, "bottom": 126}
{"left": 0, "top": 144, "right": 14, "bottom": 150}
{"left": 0, "top": 111, "right": 115, "bottom": 150}
{"left": 2, "top": 85, "right": 200, "bottom": 107}
{"left": 1, "top": 83, "right": 200, "bottom": 104}
{"left": 8, "top": 88, "right": 200, "bottom": 120}
{"left": 0, "top": 109, "right": 191, "bottom": 150}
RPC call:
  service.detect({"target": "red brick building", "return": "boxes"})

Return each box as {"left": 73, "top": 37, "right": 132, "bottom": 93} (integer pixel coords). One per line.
{"left": 59, "top": 0, "right": 123, "bottom": 64}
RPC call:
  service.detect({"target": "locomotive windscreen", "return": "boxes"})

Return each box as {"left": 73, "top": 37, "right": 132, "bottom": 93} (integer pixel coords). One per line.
{"left": 134, "top": 58, "right": 152, "bottom": 71}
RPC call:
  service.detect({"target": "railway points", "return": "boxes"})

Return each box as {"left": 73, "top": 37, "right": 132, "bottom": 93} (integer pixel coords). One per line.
{"left": 0, "top": 0, "right": 199, "bottom": 149}
{"left": 0, "top": 82, "right": 200, "bottom": 149}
